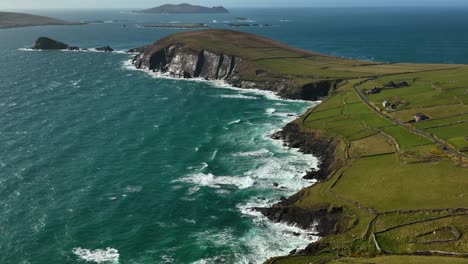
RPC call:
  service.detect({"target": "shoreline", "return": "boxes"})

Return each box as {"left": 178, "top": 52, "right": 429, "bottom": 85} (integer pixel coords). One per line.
{"left": 124, "top": 57, "right": 333, "bottom": 259}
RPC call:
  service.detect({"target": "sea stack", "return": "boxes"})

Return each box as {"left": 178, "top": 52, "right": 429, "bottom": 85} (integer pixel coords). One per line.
{"left": 32, "top": 37, "right": 69, "bottom": 50}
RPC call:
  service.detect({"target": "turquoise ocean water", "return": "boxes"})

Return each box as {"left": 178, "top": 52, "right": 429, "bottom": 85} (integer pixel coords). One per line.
{"left": 1, "top": 7, "right": 468, "bottom": 264}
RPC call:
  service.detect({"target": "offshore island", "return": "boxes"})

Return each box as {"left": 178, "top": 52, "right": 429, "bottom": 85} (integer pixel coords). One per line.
{"left": 129, "top": 29, "right": 468, "bottom": 263}
{"left": 0, "top": 11, "right": 83, "bottom": 29}
{"left": 134, "top": 3, "right": 229, "bottom": 14}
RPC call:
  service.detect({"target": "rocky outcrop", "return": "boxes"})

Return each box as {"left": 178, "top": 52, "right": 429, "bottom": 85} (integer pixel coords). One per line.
{"left": 256, "top": 204, "right": 348, "bottom": 237}
{"left": 95, "top": 46, "right": 114, "bottom": 52}
{"left": 32, "top": 37, "right": 69, "bottom": 50}
{"left": 133, "top": 45, "right": 241, "bottom": 80}
{"left": 127, "top": 45, "right": 150, "bottom": 53}
{"left": 255, "top": 122, "right": 350, "bottom": 250}
{"left": 272, "top": 123, "right": 344, "bottom": 181}
{"left": 132, "top": 44, "right": 338, "bottom": 100}
{"left": 31, "top": 37, "right": 114, "bottom": 52}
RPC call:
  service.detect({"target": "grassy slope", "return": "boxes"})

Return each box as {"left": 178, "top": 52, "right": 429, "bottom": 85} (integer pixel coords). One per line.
{"left": 152, "top": 30, "right": 468, "bottom": 263}
{"left": 0, "top": 12, "right": 81, "bottom": 29}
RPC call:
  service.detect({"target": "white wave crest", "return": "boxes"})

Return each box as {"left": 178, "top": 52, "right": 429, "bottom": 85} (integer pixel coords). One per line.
{"left": 219, "top": 94, "right": 259, "bottom": 100}
{"left": 72, "top": 247, "right": 119, "bottom": 263}
{"left": 233, "top": 149, "right": 272, "bottom": 157}
{"left": 266, "top": 108, "right": 276, "bottom": 115}
{"left": 121, "top": 60, "right": 317, "bottom": 103}
{"left": 174, "top": 173, "right": 255, "bottom": 191}
{"left": 228, "top": 119, "right": 242, "bottom": 125}
{"left": 124, "top": 185, "right": 142, "bottom": 193}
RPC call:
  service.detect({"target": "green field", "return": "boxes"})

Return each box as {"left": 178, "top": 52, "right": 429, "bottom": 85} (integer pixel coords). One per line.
{"left": 150, "top": 30, "right": 468, "bottom": 263}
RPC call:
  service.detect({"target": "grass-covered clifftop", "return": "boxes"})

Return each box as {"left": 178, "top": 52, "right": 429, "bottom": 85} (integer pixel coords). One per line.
{"left": 0, "top": 12, "right": 82, "bottom": 29}
{"left": 133, "top": 29, "right": 468, "bottom": 263}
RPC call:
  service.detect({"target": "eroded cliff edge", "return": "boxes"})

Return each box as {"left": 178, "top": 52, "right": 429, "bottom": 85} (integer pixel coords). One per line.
{"left": 132, "top": 41, "right": 340, "bottom": 100}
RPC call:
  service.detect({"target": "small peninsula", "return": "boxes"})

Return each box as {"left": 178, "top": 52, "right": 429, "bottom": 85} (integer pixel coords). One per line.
{"left": 0, "top": 11, "right": 82, "bottom": 29}
{"left": 131, "top": 29, "right": 468, "bottom": 263}
{"left": 135, "top": 3, "right": 229, "bottom": 14}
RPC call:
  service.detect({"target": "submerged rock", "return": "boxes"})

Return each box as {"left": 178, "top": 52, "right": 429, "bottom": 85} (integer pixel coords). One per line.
{"left": 32, "top": 37, "right": 68, "bottom": 50}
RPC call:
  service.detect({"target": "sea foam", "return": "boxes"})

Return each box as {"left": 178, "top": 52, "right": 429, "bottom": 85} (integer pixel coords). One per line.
{"left": 72, "top": 247, "right": 119, "bottom": 263}
{"left": 121, "top": 59, "right": 316, "bottom": 103}
{"left": 174, "top": 173, "right": 256, "bottom": 191}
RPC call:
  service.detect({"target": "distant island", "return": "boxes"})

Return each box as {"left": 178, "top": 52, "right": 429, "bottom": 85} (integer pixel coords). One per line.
{"left": 0, "top": 11, "right": 83, "bottom": 29}
{"left": 143, "top": 23, "right": 208, "bottom": 29}
{"left": 135, "top": 3, "right": 229, "bottom": 14}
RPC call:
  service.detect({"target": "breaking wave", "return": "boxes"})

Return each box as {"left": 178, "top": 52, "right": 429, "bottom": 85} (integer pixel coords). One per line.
{"left": 174, "top": 173, "right": 256, "bottom": 191}
{"left": 72, "top": 247, "right": 119, "bottom": 263}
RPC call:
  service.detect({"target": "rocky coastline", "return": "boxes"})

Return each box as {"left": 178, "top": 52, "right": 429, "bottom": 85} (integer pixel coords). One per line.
{"left": 257, "top": 122, "right": 348, "bottom": 254}
{"left": 131, "top": 44, "right": 339, "bottom": 101}
{"left": 130, "top": 42, "right": 347, "bottom": 255}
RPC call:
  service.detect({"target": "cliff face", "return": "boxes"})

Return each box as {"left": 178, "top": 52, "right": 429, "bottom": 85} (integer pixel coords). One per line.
{"left": 258, "top": 123, "right": 349, "bottom": 239}
{"left": 133, "top": 45, "right": 241, "bottom": 80}
{"left": 132, "top": 44, "right": 338, "bottom": 100}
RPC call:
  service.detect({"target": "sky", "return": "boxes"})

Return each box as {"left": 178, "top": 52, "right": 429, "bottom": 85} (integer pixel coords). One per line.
{"left": 1, "top": 0, "right": 467, "bottom": 9}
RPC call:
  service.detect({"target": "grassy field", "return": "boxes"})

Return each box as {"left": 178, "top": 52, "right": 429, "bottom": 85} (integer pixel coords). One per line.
{"left": 147, "top": 30, "right": 468, "bottom": 263}
{"left": 267, "top": 254, "right": 468, "bottom": 264}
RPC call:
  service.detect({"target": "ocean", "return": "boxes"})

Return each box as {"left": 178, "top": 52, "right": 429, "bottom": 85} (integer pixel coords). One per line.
{"left": 1, "top": 7, "right": 468, "bottom": 264}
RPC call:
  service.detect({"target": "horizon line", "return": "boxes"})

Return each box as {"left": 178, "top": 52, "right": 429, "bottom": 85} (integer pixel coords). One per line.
{"left": 3, "top": 5, "right": 468, "bottom": 10}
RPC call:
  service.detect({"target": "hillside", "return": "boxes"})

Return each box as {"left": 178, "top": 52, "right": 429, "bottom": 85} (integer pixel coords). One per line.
{"left": 135, "top": 3, "right": 229, "bottom": 14}
{"left": 131, "top": 29, "right": 468, "bottom": 263}
{"left": 0, "top": 11, "right": 82, "bottom": 29}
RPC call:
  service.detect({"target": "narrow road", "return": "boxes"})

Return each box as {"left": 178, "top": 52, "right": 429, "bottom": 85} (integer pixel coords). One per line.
{"left": 353, "top": 79, "right": 468, "bottom": 159}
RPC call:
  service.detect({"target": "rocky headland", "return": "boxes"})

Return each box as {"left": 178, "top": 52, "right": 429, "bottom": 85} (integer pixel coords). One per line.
{"left": 131, "top": 30, "right": 341, "bottom": 100}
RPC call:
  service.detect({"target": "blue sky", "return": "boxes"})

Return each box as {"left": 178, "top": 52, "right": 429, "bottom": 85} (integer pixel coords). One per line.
{"left": 2, "top": 0, "right": 467, "bottom": 9}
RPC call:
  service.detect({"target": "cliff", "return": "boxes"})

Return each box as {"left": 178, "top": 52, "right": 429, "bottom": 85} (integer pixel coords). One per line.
{"left": 135, "top": 3, "right": 229, "bottom": 14}
{"left": 131, "top": 30, "right": 345, "bottom": 100}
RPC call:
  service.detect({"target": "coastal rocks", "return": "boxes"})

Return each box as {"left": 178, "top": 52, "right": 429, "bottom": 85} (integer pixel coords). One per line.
{"left": 127, "top": 45, "right": 150, "bottom": 53}
{"left": 255, "top": 204, "right": 348, "bottom": 237}
{"left": 95, "top": 46, "right": 114, "bottom": 52}
{"left": 272, "top": 123, "right": 343, "bottom": 181}
{"left": 32, "top": 37, "right": 68, "bottom": 50}
{"left": 31, "top": 37, "right": 114, "bottom": 52}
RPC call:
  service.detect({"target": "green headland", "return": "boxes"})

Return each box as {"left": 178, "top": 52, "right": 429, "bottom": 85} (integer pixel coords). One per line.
{"left": 131, "top": 29, "right": 468, "bottom": 263}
